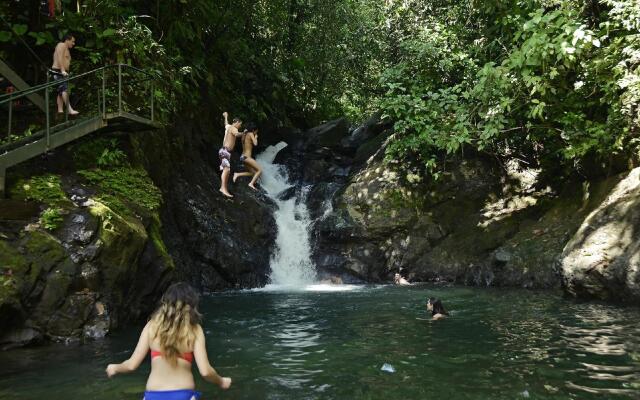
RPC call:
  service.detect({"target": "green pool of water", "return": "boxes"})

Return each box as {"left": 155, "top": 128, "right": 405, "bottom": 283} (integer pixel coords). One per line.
{"left": 1, "top": 285, "right": 639, "bottom": 399}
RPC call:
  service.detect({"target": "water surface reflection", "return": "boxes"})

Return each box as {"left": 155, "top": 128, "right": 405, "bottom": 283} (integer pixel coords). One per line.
{"left": 0, "top": 286, "right": 639, "bottom": 400}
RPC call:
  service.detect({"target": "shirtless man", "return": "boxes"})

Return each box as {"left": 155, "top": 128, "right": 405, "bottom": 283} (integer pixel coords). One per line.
{"left": 394, "top": 273, "right": 411, "bottom": 285}
{"left": 219, "top": 112, "right": 243, "bottom": 197}
{"left": 51, "top": 34, "right": 79, "bottom": 115}
{"left": 232, "top": 122, "right": 263, "bottom": 191}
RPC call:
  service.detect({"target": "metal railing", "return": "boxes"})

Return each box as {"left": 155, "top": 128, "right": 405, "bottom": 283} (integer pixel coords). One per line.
{"left": 0, "top": 63, "right": 157, "bottom": 151}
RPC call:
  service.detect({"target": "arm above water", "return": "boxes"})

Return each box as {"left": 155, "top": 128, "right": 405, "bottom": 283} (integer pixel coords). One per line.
{"left": 193, "top": 324, "right": 232, "bottom": 390}
{"left": 106, "top": 321, "right": 151, "bottom": 377}
{"left": 250, "top": 132, "right": 258, "bottom": 146}
{"left": 223, "top": 111, "right": 229, "bottom": 127}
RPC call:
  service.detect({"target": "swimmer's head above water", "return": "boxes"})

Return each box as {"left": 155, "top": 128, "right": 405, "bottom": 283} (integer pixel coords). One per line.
{"left": 426, "top": 297, "right": 448, "bottom": 318}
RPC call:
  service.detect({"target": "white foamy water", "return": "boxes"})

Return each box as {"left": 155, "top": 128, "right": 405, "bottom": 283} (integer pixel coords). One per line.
{"left": 249, "top": 283, "right": 363, "bottom": 293}
{"left": 257, "top": 142, "right": 317, "bottom": 288}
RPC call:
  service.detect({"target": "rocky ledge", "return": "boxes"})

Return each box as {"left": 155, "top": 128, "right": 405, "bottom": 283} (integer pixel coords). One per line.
{"left": 0, "top": 183, "right": 173, "bottom": 349}
{"left": 277, "top": 115, "right": 637, "bottom": 304}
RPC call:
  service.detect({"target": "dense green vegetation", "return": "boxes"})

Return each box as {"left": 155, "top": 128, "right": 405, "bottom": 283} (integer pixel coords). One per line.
{"left": 2, "top": 0, "right": 639, "bottom": 178}
{"left": 377, "top": 1, "right": 640, "bottom": 177}
{"left": 10, "top": 174, "right": 68, "bottom": 205}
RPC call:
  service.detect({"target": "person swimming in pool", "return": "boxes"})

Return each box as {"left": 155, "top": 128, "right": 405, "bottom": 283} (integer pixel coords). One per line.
{"left": 426, "top": 297, "right": 449, "bottom": 320}
{"left": 394, "top": 272, "right": 411, "bottom": 285}
{"left": 106, "top": 282, "right": 231, "bottom": 400}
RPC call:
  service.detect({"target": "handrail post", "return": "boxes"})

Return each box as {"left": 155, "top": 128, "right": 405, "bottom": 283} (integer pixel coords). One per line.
{"left": 118, "top": 64, "right": 122, "bottom": 115}
{"left": 7, "top": 93, "right": 12, "bottom": 140}
{"left": 97, "top": 73, "right": 100, "bottom": 116}
{"left": 0, "top": 167, "right": 5, "bottom": 199}
{"left": 102, "top": 68, "right": 106, "bottom": 118}
{"left": 45, "top": 73, "right": 50, "bottom": 150}
{"left": 65, "top": 74, "right": 69, "bottom": 122}
{"left": 150, "top": 81, "right": 154, "bottom": 122}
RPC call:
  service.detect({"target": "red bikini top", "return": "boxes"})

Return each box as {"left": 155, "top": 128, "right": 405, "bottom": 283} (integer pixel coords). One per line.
{"left": 150, "top": 349, "right": 194, "bottom": 363}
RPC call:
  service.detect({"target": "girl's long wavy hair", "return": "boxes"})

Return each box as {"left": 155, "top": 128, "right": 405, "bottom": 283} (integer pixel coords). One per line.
{"left": 150, "top": 282, "right": 201, "bottom": 365}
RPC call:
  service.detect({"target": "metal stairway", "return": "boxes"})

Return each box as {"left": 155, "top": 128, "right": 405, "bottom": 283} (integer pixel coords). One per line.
{"left": 0, "top": 63, "right": 160, "bottom": 196}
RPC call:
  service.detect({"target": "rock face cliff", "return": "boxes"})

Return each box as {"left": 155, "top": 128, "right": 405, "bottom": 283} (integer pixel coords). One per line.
{"left": 0, "top": 119, "right": 278, "bottom": 348}
{"left": 281, "top": 115, "right": 633, "bottom": 300}
{"left": 560, "top": 168, "right": 640, "bottom": 303}
{"left": 131, "top": 121, "right": 277, "bottom": 290}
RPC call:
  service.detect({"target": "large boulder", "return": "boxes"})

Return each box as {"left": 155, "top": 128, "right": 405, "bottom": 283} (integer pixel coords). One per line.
{"left": 312, "top": 142, "right": 620, "bottom": 287}
{"left": 0, "top": 179, "right": 174, "bottom": 348}
{"left": 560, "top": 168, "right": 640, "bottom": 303}
{"left": 304, "top": 118, "right": 349, "bottom": 150}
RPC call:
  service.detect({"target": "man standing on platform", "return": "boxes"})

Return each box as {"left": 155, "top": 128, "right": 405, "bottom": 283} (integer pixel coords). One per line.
{"left": 51, "top": 33, "right": 79, "bottom": 115}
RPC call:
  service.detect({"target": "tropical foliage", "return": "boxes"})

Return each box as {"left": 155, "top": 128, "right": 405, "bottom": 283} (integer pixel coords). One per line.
{"left": 2, "top": 0, "right": 639, "bottom": 178}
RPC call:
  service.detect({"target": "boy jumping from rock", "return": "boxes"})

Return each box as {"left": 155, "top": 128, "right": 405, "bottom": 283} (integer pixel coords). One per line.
{"left": 219, "top": 111, "right": 243, "bottom": 197}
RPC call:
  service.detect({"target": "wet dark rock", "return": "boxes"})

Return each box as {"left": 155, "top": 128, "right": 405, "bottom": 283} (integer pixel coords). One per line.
{"left": 307, "top": 182, "right": 342, "bottom": 220}
{"left": 83, "top": 301, "right": 110, "bottom": 339}
{"left": 69, "top": 186, "right": 95, "bottom": 207}
{"left": 278, "top": 186, "right": 297, "bottom": 201}
{"left": 160, "top": 176, "right": 276, "bottom": 290}
{"left": 260, "top": 126, "right": 303, "bottom": 149}
{"left": 304, "top": 118, "right": 349, "bottom": 151}
{"left": 77, "top": 263, "right": 101, "bottom": 290}
{"left": 122, "top": 119, "right": 280, "bottom": 291}
{"left": 304, "top": 159, "right": 332, "bottom": 182}
{"left": 340, "top": 112, "right": 390, "bottom": 150}
{"left": 0, "top": 327, "right": 43, "bottom": 350}
{"left": 78, "top": 241, "right": 102, "bottom": 261}
{"left": 273, "top": 146, "right": 303, "bottom": 183}
{"left": 329, "top": 166, "right": 351, "bottom": 178}
{"left": 58, "top": 210, "right": 97, "bottom": 245}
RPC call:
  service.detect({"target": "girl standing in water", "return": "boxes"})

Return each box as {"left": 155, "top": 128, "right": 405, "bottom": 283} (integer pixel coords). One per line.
{"left": 106, "top": 282, "right": 231, "bottom": 400}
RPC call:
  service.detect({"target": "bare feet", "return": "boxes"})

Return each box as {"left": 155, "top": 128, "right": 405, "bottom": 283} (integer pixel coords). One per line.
{"left": 233, "top": 173, "right": 239, "bottom": 183}
{"left": 248, "top": 183, "right": 258, "bottom": 191}
{"left": 219, "top": 188, "right": 234, "bottom": 198}
{"left": 68, "top": 109, "right": 79, "bottom": 116}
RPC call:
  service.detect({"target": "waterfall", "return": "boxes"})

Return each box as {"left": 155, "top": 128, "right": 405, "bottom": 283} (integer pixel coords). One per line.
{"left": 257, "top": 142, "right": 317, "bottom": 288}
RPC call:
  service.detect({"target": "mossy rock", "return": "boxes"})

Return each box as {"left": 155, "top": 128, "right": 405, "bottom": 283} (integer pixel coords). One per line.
{"left": 0, "top": 231, "right": 67, "bottom": 329}
{"left": 88, "top": 200, "right": 148, "bottom": 302}
{"left": 78, "top": 168, "right": 162, "bottom": 217}
{"left": 0, "top": 241, "right": 27, "bottom": 327}
{"left": 8, "top": 174, "right": 70, "bottom": 206}
{"left": 148, "top": 216, "right": 175, "bottom": 269}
